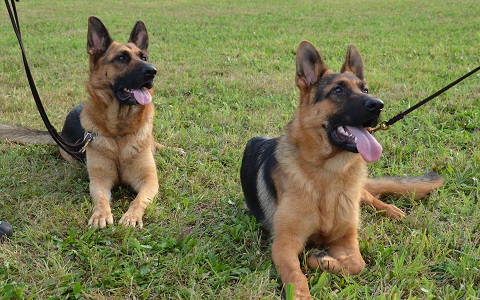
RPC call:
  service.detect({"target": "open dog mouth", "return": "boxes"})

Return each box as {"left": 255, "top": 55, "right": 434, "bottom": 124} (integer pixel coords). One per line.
{"left": 329, "top": 119, "right": 383, "bottom": 162}
{"left": 116, "top": 81, "right": 153, "bottom": 106}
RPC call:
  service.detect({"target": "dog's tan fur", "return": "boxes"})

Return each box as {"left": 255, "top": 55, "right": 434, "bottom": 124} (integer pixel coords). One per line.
{"left": 0, "top": 17, "right": 169, "bottom": 229}
{"left": 80, "top": 18, "right": 158, "bottom": 228}
{"left": 240, "top": 41, "right": 444, "bottom": 299}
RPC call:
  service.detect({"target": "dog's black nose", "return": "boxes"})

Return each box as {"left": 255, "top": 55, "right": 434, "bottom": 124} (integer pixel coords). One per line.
{"left": 143, "top": 65, "right": 157, "bottom": 78}
{"left": 364, "top": 98, "right": 384, "bottom": 112}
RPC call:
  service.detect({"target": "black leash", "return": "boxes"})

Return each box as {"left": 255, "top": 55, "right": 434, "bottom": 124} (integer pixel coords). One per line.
{"left": 372, "top": 65, "right": 480, "bottom": 133}
{"left": 5, "top": 0, "right": 90, "bottom": 162}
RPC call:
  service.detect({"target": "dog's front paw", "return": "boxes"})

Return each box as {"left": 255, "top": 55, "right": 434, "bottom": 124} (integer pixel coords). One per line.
{"left": 119, "top": 211, "right": 144, "bottom": 229}
{"left": 307, "top": 249, "right": 329, "bottom": 269}
{"left": 88, "top": 210, "right": 114, "bottom": 228}
{"left": 282, "top": 276, "right": 312, "bottom": 300}
{"left": 307, "top": 250, "right": 343, "bottom": 274}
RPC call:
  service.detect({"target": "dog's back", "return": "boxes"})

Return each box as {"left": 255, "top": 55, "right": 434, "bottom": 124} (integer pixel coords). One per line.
{"left": 240, "top": 137, "right": 279, "bottom": 231}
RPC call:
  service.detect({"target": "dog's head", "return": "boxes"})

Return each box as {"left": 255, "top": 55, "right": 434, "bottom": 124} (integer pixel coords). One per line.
{"left": 294, "top": 41, "right": 383, "bottom": 162}
{"left": 86, "top": 16, "right": 156, "bottom": 106}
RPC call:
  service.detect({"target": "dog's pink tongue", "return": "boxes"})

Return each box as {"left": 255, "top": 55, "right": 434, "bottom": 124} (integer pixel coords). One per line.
{"left": 133, "top": 89, "right": 152, "bottom": 105}
{"left": 345, "top": 126, "right": 383, "bottom": 162}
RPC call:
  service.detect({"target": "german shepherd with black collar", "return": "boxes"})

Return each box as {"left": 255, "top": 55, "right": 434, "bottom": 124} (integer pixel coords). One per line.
{"left": 240, "top": 41, "right": 443, "bottom": 299}
{"left": 0, "top": 17, "right": 172, "bottom": 229}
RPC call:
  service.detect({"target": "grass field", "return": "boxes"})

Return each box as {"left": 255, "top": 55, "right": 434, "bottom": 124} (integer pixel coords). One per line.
{"left": 0, "top": 0, "right": 479, "bottom": 299}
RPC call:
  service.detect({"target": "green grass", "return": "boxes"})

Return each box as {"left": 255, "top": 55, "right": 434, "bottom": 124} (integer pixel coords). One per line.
{"left": 0, "top": 0, "right": 479, "bottom": 299}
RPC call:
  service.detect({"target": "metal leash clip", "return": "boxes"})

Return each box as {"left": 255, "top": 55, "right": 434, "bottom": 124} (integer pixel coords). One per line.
{"left": 370, "top": 121, "right": 390, "bottom": 134}
{"left": 79, "top": 132, "right": 96, "bottom": 153}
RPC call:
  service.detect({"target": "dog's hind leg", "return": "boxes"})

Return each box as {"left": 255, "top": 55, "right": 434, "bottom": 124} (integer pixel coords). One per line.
{"left": 361, "top": 188, "right": 405, "bottom": 218}
{"left": 154, "top": 141, "right": 186, "bottom": 154}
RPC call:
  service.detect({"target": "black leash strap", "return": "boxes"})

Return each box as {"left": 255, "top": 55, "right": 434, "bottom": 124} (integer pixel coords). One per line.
{"left": 372, "top": 65, "right": 480, "bottom": 133}
{"left": 5, "top": 0, "right": 88, "bottom": 162}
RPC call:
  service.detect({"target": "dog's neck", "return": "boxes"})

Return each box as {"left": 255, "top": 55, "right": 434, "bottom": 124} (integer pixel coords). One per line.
{"left": 282, "top": 116, "right": 365, "bottom": 174}
{"left": 81, "top": 94, "right": 154, "bottom": 137}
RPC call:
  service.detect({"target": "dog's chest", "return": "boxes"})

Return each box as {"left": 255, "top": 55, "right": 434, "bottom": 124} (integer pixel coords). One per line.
{"left": 283, "top": 158, "right": 364, "bottom": 240}
{"left": 94, "top": 133, "right": 151, "bottom": 158}
{"left": 316, "top": 183, "right": 361, "bottom": 237}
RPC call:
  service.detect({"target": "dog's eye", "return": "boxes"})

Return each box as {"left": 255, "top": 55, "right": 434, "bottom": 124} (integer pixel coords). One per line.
{"left": 141, "top": 55, "right": 148, "bottom": 61}
{"left": 333, "top": 87, "right": 343, "bottom": 94}
{"left": 116, "top": 55, "right": 129, "bottom": 62}
{"left": 363, "top": 88, "right": 369, "bottom": 94}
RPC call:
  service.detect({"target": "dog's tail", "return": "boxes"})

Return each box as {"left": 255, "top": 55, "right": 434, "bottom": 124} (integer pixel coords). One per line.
{"left": 365, "top": 172, "right": 444, "bottom": 200}
{"left": 0, "top": 124, "right": 55, "bottom": 145}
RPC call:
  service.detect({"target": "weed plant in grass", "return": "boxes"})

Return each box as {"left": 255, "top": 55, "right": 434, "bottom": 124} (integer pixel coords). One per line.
{"left": 0, "top": 0, "right": 479, "bottom": 299}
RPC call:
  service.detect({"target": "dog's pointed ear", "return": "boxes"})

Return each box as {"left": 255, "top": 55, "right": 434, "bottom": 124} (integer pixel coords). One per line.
{"left": 340, "top": 44, "right": 364, "bottom": 80}
{"left": 128, "top": 21, "right": 149, "bottom": 51}
{"left": 295, "top": 41, "right": 328, "bottom": 91}
{"left": 87, "top": 16, "right": 112, "bottom": 59}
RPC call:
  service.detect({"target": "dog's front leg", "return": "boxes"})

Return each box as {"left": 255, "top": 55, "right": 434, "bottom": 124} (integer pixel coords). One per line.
{"left": 87, "top": 177, "right": 115, "bottom": 228}
{"left": 119, "top": 154, "right": 159, "bottom": 229}
{"left": 86, "top": 154, "right": 117, "bottom": 228}
{"left": 272, "top": 231, "right": 311, "bottom": 299}
{"left": 88, "top": 184, "right": 113, "bottom": 228}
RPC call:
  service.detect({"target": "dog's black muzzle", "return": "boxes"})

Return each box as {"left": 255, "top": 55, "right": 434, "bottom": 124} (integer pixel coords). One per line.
{"left": 142, "top": 64, "right": 157, "bottom": 89}
{"left": 361, "top": 97, "right": 383, "bottom": 127}
{"left": 327, "top": 95, "right": 384, "bottom": 154}
{"left": 364, "top": 97, "right": 384, "bottom": 113}
{"left": 114, "top": 62, "right": 157, "bottom": 105}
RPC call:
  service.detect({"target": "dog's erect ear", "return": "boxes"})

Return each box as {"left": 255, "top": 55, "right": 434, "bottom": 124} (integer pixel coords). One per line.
{"left": 295, "top": 41, "right": 328, "bottom": 91}
{"left": 340, "top": 44, "right": 364, "bottom": 81}
{"left": 87, "top": 16, "right": 112, "bottom": 59}
{"left": 128, "top": 21, "right": 149, "bottom": 51}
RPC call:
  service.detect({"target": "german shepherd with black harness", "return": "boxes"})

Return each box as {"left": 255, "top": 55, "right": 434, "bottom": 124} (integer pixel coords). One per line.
{"left": 0, "top": 17, "right": 176, "bottom": 229}
{"left": 240, "top": 41, "right": 444, "bottom": 299}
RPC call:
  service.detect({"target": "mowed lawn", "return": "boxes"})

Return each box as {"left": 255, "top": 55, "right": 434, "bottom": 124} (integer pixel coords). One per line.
{"left": 0, "top": 0, "right": 479, "bottom": 299}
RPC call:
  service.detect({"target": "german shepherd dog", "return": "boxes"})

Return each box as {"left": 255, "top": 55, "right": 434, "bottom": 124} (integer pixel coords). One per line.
{"left": 240, "top": 41, "right": 444, "bottom": 299}
{"left": 0, "top": 16, "right": 165, "bottom": 229}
